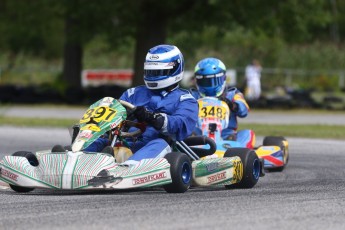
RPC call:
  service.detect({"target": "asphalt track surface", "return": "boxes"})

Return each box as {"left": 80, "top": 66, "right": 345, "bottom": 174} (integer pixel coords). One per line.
{"left": 0, "top": 127, "right": 345, "bottom": 230}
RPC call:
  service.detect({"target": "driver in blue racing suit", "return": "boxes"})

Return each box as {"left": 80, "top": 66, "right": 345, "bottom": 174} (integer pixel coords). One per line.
{"left": 191, "top": 57, "right": 255, "bottom": 148}
{"left": 85, "top": 45, "right": 198, "bottom": 165}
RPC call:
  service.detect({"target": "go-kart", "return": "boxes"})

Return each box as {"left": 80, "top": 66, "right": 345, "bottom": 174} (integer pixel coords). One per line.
{"left": 195, "top": 97, "right": 289, "bottom": 172}
{"left": 0, "top": 97, "right": 261, "bottom": 193}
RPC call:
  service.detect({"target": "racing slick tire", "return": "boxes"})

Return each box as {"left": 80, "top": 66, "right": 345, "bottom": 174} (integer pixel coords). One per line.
{"left": 224, "top": 148, "right": 260, "bottom": 189}
{"left": 263, "top": 136, "right": 289, "bottom": 172}
{"left": 163, "top": 152, "right": 192, "bottom": 193}
{"left": 64, "top": 145, "right": 72, "bottom": 151}
{"left": 9, "top": 151, "right": 38, "bottom": 193}
{"left": 51, "top": 145, "right": 67, "bottom": 153}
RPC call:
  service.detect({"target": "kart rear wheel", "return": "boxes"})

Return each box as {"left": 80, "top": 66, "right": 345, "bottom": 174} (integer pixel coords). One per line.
{"left": 263, "top": 136, "right": 289, "bottom": 172}
{"left": 163, "top": 152, "right": 192, "bottom": 193}
{"left": 224, "top": 148, "right": 260, "bottom": 189}
{"left": 9, "top": 151, "right": 38, "bottom": 193}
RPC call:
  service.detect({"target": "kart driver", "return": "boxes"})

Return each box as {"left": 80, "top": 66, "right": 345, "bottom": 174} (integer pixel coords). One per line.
{"left": 191, "top": 57, "right": 255, "bottom": 148}
{"left": 85, "top": 44, "right": 198, "bottom": 165}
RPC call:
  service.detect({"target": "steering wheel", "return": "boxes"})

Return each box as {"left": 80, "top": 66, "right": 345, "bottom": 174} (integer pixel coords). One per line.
{"left": 117, "top": 100, "right": 145, "bottom": 138}
{"left": 118, "top": 100, "right": 136, "bottom": 110}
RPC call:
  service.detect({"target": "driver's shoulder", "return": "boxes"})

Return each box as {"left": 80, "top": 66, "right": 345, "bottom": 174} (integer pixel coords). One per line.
{"left": 125, "top": 85, "right": 148, "bottom": 96}
{"left": 170, "top": 88, "right": 196, "bottom": 102}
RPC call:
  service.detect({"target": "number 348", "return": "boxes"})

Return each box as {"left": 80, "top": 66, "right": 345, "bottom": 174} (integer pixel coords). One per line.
{"left": 200, "top": 106, "right": 226, "bottom": 119}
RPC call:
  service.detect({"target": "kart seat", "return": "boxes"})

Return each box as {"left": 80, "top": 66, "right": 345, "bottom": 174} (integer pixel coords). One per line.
{"left": 176, "top": 136, "right": 217, "bottom": 160}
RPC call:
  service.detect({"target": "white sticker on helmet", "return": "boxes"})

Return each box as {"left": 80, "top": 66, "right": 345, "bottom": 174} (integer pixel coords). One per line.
{"left": 146, "top": 46, "right": 181, "bottom": 61}
{"left": 144, "top": 62, "right": 173, "bottom": 70}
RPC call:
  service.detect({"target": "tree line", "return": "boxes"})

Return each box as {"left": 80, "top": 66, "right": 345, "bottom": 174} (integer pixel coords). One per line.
{"left": 0, "top": 0, "right": 344, "bottom": 88}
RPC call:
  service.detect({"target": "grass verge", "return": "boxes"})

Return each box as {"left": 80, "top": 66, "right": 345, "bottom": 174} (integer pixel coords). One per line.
{"left": 0, "top": 116, "right": 344, "bottom": 139}
{"left": 239, "top": 123, "right": 345, "bottom": 139}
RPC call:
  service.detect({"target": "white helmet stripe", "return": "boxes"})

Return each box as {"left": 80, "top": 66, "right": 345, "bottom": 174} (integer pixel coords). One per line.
{"left": 144, "top": 62, "right": 173, "bottom": 70}
{"left": 146, "top": 46, "right": 181, "bottom": 61}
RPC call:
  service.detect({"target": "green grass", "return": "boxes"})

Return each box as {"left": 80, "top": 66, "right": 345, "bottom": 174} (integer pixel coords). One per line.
{"left": 0, "top": 116, "right": 344, "bottom": 139}
{"left": 239, "top": 123, "right": 345, "bottom": 139}
{"left": 251, "top": 108, "right": 345, "bottom": 114}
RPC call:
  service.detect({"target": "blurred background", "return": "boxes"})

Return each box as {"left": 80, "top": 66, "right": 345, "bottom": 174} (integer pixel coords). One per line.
{"left": 1, "top": 0, "right": 345, "bottom": 109}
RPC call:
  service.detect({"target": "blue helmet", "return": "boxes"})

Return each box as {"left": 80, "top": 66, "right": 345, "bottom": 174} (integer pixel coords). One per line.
{"left": 194, "top": 57, "right": 227, "bottom": 97}
{"left": 144, "top": 44, "right": 184, "bottom": 90}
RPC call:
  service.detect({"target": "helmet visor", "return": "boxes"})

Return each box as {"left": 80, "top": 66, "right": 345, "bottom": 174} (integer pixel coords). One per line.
{"left": 196, "top": 74, "right": 225, "bottom": 87}
{"left": 144, "top": 68, "right": 174, "bottom": 78}
{"left": 144, "top": 60, "right": 180, "bottom": 78}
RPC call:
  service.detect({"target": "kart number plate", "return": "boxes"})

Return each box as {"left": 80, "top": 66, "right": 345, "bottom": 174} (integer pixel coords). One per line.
{"left": 80, "top": 106, "right": 117, "bottom": 123}
{"left": 199, "top": 105, "right": 228, "bottom": 120}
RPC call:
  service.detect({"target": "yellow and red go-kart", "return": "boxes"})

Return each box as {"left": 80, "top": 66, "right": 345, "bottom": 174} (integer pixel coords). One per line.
{"left": 194, "top": 97, "right": 289, "bottom": 172}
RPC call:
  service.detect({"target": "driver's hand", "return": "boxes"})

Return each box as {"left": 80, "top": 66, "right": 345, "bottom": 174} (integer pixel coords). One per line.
{"left": 223, "top": 98, "right": 239, "bottom": 112}
{"left": 133, "top": 106, "right": 149, "bottom": 122}
{"left": 133, "top": 106, "right": 165, "bottom": 130}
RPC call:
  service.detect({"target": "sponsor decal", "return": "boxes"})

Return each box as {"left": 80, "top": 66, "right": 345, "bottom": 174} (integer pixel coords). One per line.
{"left": 149, "top": 55, "right": 159, "bottom": 60}
{"left": 102, "top": 97, "right": 113, "bottom": 104}
{"left": 205, "top": 154, "right": 218, "bottom": 159}
{"left": 110, "top": 122, "right": 118, "bottom": 129}
{"left": 207, "top": 171, "right": 226, "bottom": 184}
{"left": 1, "top": 168, "right": 18, "bottom": 181}
{"left": 81, "top": 124, "right": 100, "bottom": 132}
{"left": 110, "top": 117, "right": 122, "bottom": 129}
{"left": 99, "top": 97, "right": 114, "bottom": 107}
{"left": 132, "top": 172, "right": 167, "bottom": 185}
{"left": 232, "top": 160, "right": 243, "bottom": 183}
{"left": 79, "top": 130, "right": 93, "bottom": 139}
{"left": 205, "top": 162, "right": 218, "bottom": 172}
{"left": 145, "top": 62, "right": 159, "bottom": 66}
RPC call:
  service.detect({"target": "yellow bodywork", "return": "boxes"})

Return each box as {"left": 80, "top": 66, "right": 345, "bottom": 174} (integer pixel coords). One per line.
{"left": 193, "top": 153, "right": 243, "bottom": 186}
{"left": 255, "top": 146, "right": 281, "bottom": 158}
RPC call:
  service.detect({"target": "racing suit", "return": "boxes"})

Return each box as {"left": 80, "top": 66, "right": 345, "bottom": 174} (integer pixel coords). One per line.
{"left": 85, "top": 85, "right": 198, "bottom": 164}
{"left": 192, "top": 87, "right": 255, "bottom": 148}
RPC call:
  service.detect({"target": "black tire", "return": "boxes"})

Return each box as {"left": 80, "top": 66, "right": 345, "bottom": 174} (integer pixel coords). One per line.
{"left": 51, "top": 145, "right": 66, "bottom": 153}
{"left": 64, "top": 145, "right": 72, "bottom": 151}
{"left": 263, "top": 136, "right": 289, "bottom": 172}
{"left": 10, "top": 151, "right": 38, "bottom": 193}
{"left": 163, "top": 152, "right": 192, "bottom": 193}
{"left": 224, "top": 148, "right": 260, "bottom": 189}
{"left": 12, "top": 151, "right": 39, "bottom": 166}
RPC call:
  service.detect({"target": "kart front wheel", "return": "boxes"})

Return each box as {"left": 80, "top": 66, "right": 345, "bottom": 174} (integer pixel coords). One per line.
{"left": 263, "top": 136, "right": 289, "bottom": 172}
{"left": 9, "top": 151, "right": 38, "bottom": 193}
{"left": 163, "top": 152, "right": 192, "bottom": 193}
{"left": 224, "top": 148, "right": 260, "bottom": 189}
